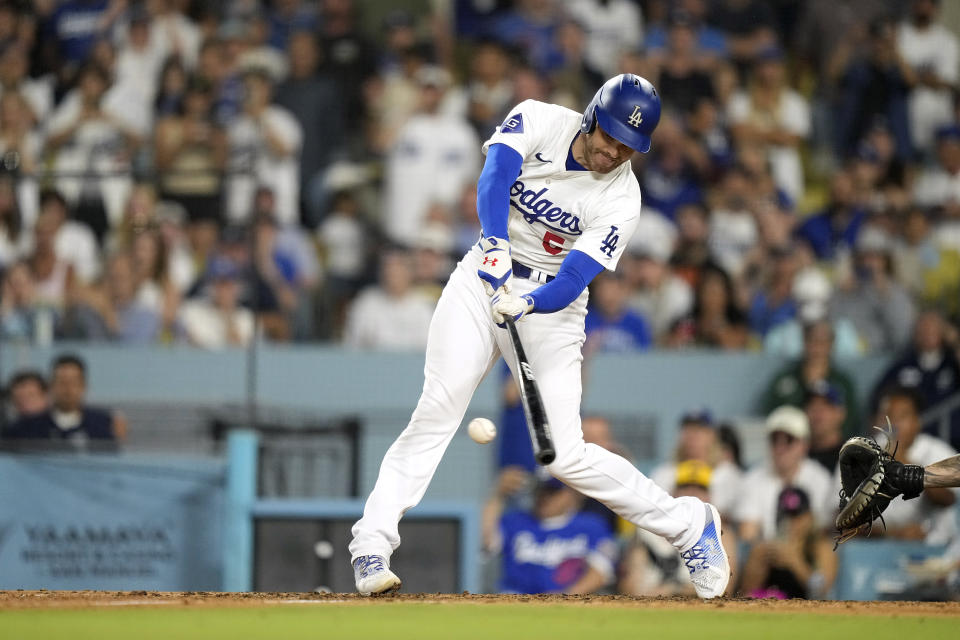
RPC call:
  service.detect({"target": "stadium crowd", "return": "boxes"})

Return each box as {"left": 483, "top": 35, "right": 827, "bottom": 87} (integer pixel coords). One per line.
{"left": 2, "top": 0, "right": 960, "bottom": 598}
{"left": 0, "top": 0, "right": 956, "bottom": 355}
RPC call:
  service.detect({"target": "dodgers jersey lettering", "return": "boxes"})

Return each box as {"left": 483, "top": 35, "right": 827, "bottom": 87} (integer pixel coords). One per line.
{"left": 483, "top": 99, "right": 643, "bottom": 274}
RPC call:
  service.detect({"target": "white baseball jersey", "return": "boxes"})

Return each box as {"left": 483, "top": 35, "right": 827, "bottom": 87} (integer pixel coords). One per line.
{"left": 351, "top": 97, "right": 714, "bottom": 590}
{"left": 482, "top": 99, "right": 642, "bottom": 274}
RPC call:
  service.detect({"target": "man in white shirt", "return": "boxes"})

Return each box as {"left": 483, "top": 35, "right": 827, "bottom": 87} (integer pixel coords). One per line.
{"left": 343, "top": 249, "right": 434, "bottom": 350}
{"left": 897, "top": 0, "right": 959, "bottom": 154}
{"left": 874, "top": 386, "right": 958, "bottom": 545}
{"left": 226, "top": 68, "right": 303, "bottom": 226}
{"left": 382, "top": 66, "right": 480, "bottom": 247}
{"left": 737, "top": 406, "right": 835, "bottom": 542}
{"left": 177, "top": 256, "right": 254, "bottom": 349}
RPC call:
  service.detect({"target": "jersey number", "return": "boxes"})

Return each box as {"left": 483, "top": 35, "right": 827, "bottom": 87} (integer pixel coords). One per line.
{"left": 542, "top": 231, "right": 565, "bottom": 255}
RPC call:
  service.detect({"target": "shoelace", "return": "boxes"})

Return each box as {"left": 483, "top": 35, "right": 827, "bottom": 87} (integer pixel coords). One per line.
{"left": 680, "top": 545, "right": 707, "bottom": 572}
{"left": 357, "top": 556, "right": 385, "bottom": 578}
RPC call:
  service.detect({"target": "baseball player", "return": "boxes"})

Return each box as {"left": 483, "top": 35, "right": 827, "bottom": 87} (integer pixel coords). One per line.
{"left": 350, "top": 74, "right": 730, "bottom": 598}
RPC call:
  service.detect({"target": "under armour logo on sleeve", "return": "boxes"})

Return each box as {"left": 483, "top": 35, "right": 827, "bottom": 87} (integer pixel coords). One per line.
{"left": 599, "top": 226, "right": 620, "bottom": 257}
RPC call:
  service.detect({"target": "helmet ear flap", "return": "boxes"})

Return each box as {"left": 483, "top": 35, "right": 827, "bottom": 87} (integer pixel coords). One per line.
{"left": 581, "top": 99, "right": 599, "bottom": 135}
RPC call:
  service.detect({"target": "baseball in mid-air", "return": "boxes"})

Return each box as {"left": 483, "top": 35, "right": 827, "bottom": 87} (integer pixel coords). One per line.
{"left": 467, "top": 418, "right": 497, "bottom": 444}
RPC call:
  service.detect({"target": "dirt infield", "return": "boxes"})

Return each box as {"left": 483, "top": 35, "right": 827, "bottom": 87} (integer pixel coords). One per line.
{"left": 1, "top": 590, "right": 958, "bottom": 616}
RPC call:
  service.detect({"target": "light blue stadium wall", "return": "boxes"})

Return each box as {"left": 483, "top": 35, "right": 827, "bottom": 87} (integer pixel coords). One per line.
{"left": 0, "top": 344, "right": 892, "bottom": 507}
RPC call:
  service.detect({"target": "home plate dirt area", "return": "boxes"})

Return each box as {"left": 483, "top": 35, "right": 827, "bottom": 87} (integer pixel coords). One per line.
{"left": 0, "top": 590, "right": 958, "bottom": 614}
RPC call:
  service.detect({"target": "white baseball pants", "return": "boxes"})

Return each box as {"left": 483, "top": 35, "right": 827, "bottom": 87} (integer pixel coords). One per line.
{"left": 349, "top": 246, "right": 706, "bottom": 561}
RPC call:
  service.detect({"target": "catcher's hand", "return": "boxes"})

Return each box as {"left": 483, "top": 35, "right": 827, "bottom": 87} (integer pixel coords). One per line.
{"left": 834, "top": 430, "right": 924, "bottom": 546}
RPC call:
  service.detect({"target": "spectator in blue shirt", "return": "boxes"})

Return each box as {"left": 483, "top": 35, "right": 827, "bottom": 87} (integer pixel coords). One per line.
{"left": 1, "top": 354, "right": 123, "bottom": 451}
{"left": 483, "top": 467, "right": 617, "bottom": 594}
{"left": 748, "top": 247, "right": 799, "bottom": 336}
{"left": 795, "top": 169, "right": 866, "bottom": 261}
{"left": 585, "top": 271, "right": 652, "bottom": 353}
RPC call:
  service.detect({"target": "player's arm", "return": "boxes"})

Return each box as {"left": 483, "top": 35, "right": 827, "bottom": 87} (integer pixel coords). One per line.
{"left": 475, "top": 143, "right": 523, "bottom": 295}
{"left": 923, "top": 453, "right": 960, "bottom": 489}
{"left": 490, "top": 250, "right": 604, "bottom": 325}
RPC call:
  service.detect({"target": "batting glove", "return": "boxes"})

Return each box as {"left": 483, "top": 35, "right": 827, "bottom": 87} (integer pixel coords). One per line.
{"left": 478, "top": 237, "right": 512, "bottom": 296}
{"left": 491, "top": 291, "right": 534, "bottom": 327}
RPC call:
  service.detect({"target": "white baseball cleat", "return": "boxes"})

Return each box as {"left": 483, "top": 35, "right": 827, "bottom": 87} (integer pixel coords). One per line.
{"left": 680, "top": 503, "right": 731, "bottom": 599}
{"left": 353, "top": 555, "right": 402, "bottom": 596}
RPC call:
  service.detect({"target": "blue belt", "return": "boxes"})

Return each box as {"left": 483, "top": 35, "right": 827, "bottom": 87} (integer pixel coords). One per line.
{"left": 512, "top": 260, "right": 555, "bottom": 283}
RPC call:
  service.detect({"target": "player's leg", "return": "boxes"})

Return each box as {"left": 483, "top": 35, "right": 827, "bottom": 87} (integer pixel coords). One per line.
{"left": 494, "top": 290, "right": 728, "bottom": 597}
{"left": 350, "top": 248, "right": 501, "bottom": 565}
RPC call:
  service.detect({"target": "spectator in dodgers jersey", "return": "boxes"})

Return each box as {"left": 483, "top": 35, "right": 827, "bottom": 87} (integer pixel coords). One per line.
{"left": 1, "top": 355, "right": 123, "bottom": 451}
{"left": 483, "top": 467, "right": 617, "bottom": 594}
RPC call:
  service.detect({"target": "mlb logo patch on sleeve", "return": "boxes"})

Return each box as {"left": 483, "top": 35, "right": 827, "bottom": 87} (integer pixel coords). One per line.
{"left": 501, "top": 113, "right": 524, "bottom": 134}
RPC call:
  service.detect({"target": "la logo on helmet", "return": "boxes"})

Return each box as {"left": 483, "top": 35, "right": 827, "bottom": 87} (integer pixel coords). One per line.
{"left": 627, "top": 105, "right": 643, "bottom": 127}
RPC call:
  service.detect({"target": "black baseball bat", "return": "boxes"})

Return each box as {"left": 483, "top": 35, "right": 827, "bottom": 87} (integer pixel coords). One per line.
{"left": 503, "top": 316, "right": 556, "bottom": 465}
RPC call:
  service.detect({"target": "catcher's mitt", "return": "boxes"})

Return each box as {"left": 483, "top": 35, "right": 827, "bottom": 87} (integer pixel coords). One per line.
{"left": 834, "top": 426, "right": 925, "bottom": 546}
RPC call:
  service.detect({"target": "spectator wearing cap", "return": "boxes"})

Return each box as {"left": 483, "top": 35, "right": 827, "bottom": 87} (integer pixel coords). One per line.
{"left": 584, "top": 271, "right": 652, "bottom": 354}
{"left": 740, "top": 486, "right": 838, "bottom": 600}
{"left": 225, "top": 67, "right": 303, "bottom": 226}
{"left": 482, "top": 466, "right": 617, "bottom": 594}
{"left": 621, "top": 460, "right": 737, "bottom": 596}
{"left": 897, "top": 0, "right": 959, "bottom": 156}
{"left": 871, "top": 310, "right": 960, "bottom": 449}
{"left": 804, "top": 381, "right": 847, "bottom": 472}
{"left": 177, "top": 256, "right": 255, "bottom": 349}
{"left": 871, "top": 386, "right": 958, "bottom": 545}
{"left": 832, "top": 226, "right": 917, "bottom": 353}
{"left": 727, "top": 45, "right": 811, "bottom": 204}
{"left": 382, "top": 65, "right": 480, "bottom": 248}
{"left": 736, "top": 406, "right": 835, "bottom": 543}
{"left": 763, "top": 267, "right": 862, "bottom": 359}
{"left": 1, "top": 354, "right": 123, "bottom": 453}
{"left": 651, "top": 410, "right": 742, "bottom": 521}
{"left": 795, "top": 170, "right": 866, "bottom": 261}
{"left": 622, "top": 214, "right": 693, "bottom": 342}
{"left": 762, "top": 318, "right": 861, "bottom": 440}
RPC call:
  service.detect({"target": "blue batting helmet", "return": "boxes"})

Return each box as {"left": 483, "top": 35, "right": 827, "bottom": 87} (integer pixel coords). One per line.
{"left": 581, "top": 74, "right": 661, "bottom": 153}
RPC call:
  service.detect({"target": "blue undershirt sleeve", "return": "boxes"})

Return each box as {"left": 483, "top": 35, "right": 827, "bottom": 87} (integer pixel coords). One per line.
{"left": 476, "top": 143, "right": 523, "bottom": 240}
{"left": 527, "top": 250, "right": 605, "bottom": 313}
